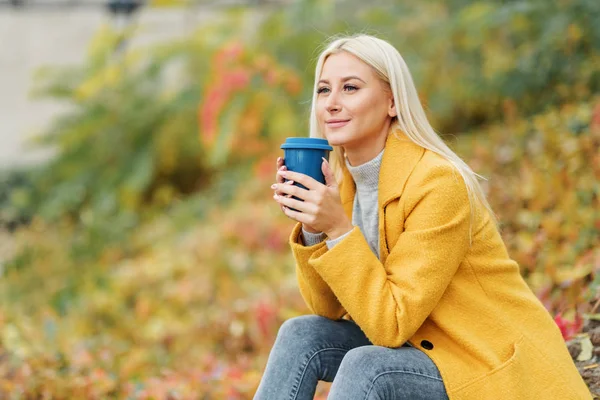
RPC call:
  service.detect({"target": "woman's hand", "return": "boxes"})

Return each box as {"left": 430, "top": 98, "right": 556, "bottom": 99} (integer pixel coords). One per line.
{"left": 274, "top": 157, "right": 321, "bottom": 233}
{"left": 271, "top": 157, "right": 353, "bottom": 240}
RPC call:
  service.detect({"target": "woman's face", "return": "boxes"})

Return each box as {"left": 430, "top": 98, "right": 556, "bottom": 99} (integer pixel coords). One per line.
{"left": 316, "top": 51, "right": 396, "bottom": 162}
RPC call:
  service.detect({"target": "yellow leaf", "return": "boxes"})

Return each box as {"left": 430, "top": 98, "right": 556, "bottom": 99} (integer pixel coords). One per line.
{"left": 577, "top": 336, "right": 593, "bottom": 361}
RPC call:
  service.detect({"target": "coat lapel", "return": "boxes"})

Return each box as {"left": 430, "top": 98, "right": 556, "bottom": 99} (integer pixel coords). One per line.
{"left": 378, "top": 132, "right": 426, "bottom": 208}
{"left": 339, "top": 131, "right": 426, "bottom": 214}
{"left": 338, "top": 131, "right": 426, "bottom": 260}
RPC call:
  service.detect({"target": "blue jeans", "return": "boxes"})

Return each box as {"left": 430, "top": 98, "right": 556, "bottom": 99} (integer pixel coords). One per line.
{"left": 254, "top": 315, "right": 449, "bottom": 400}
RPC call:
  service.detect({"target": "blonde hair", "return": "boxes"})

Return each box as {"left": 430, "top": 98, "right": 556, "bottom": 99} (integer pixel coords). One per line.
{"left": 309, "top": 34, "right": 498, "bottom": 238}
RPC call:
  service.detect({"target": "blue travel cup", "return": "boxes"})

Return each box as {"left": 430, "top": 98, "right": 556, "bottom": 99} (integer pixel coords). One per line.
{"left": 280, "top": 137, "right": 334, "bottom": 212}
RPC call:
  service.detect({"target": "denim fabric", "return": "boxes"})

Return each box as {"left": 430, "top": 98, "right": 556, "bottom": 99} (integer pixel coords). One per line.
{"left": 254, "top": 315, "right": 448, "bottom": 400}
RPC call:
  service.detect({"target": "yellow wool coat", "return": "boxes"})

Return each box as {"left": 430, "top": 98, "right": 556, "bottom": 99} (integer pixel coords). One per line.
{"left": 288, "top": 133, "right": 591, "bottom": 399}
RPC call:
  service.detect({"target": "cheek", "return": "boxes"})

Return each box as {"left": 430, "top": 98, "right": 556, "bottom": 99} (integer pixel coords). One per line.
{"left": 315, "top": 100, "right": 326, "bottom": 119}
{"left": 360, "top": 96, "right": 388, "bottom": 122}
{"left": 348, "top": 97, "right": 379, "bottom": 122}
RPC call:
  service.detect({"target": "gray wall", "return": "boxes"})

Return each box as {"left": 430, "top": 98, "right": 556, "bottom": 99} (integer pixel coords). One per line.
{"left": 0, "top": 6, "right": 226, "bottom": 168}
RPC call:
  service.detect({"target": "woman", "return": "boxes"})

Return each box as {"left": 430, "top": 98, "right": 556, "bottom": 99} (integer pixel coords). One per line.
{"left": 255, "top": 34, "right": 590, "bottom": 399}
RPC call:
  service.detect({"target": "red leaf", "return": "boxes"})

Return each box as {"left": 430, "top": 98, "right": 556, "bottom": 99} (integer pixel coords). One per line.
{"left": 554, "top": 312, "right": 583, "bottom": 340}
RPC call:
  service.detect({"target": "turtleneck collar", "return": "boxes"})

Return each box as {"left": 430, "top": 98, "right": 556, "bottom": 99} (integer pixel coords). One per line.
{"left": 345, "top": 148, "right": 384, "bottom": 191}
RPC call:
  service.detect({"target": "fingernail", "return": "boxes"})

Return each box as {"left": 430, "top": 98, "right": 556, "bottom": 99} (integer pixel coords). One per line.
{"left": 271, "top": 184, "right": 277, "bottom": 189}
{"left": 273, "top": 194, "right": 279, "bottom": 200}
{"left": 322, "top": 157, "right": 328, "bottom": 164}
{"left": 277, "top": 157, "right": 281, "bottom": 162}
{"left": 286, "top": 180, "right": 294, "bottom": 185}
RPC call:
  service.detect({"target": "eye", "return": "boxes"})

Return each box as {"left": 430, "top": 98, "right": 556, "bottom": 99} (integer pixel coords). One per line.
{"left": 344, "top": 84, "right": 358, "bottom": 92}
{"left": 317, "top": 86, "right": 330, "bottom": 94}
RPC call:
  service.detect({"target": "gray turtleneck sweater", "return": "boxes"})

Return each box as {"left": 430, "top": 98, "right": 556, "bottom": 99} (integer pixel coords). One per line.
{"left": 301, "top": 148, "right": 384, "bottom": 258}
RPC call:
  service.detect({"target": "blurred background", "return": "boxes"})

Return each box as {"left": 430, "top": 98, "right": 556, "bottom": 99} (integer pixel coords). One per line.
{"left": 0, "top": 0, "right": 599, "bottom": 398}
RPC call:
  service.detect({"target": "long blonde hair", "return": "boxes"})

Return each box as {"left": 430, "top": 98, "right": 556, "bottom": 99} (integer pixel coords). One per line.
{"left": 309, "top": 34, "right": 498, "bottom": 237}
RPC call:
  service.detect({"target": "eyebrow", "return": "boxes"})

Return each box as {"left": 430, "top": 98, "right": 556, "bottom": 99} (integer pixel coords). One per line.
{"left": 318, "top": 76, "right": 367, "bottom": 85}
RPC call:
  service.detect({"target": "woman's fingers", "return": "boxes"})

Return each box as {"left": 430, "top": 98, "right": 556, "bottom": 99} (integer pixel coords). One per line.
{"left": 276, "top": 169, "right": 318, "bottom": 191}
{"left": 272, "top": 180, "right": 294, "bottom": 199}
{"left": 278, "top": 166, "right": 287, "bottom": 183}
{"left": 274, "top": 157, "right": 292, "bottom": 197}
{"left": 275, "top": 158, "right": 287, "bottom": 184}
{"left": 275, "top": 191, "right": 307, "bottom": 214}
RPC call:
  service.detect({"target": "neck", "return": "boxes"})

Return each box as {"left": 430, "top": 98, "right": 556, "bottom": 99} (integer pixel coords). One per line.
{"left": 344, "top": 122, "right": 391, "bottom": 166}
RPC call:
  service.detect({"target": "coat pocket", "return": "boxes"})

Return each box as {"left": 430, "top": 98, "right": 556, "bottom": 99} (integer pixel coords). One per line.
{"left": 451, "top": 335, "right": 521, "bottom": 396}
{"left": 451, "top": 335, "right": 573, "bottom": 400}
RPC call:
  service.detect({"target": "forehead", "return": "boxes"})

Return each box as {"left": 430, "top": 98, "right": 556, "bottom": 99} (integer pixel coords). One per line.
{"left": 319, "top": 51, "right": 374, "bottom": 80}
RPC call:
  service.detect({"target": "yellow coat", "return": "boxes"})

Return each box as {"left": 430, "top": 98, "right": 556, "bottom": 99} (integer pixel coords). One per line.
{"left": 289, "top": 133, "right": 590, "bottom": 399}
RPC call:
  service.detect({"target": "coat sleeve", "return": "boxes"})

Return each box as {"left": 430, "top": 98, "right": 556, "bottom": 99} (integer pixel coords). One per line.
{"left": 289, "top": 222, "right": 347, "bottom": 320}
{"left": 306, "top": 163, "right": 472, "bottom": 347}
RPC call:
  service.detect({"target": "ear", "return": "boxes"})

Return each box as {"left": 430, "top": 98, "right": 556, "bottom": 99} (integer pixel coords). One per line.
{"left": 388, "top": 95, "right": 397, "bottom": 118}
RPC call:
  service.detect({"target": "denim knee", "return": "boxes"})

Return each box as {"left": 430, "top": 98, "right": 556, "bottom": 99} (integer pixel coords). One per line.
{"left": 338, "top": 345, "right": 443, "bottom": 381}
{"left": 275, "top": 315, "right": 329, "bottom": 350}
{"left": 337, "top": 346, "right": 378, "bottom": 377}
{"left": 333, "top": 346, "right": 447, "bottom": 400}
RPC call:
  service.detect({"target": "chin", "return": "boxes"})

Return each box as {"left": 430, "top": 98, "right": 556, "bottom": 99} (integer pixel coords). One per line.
{"left": 328, "top": 135, "right": 359, "bottom": 151}
{"left": 325, "top": 136, "right": 343, "bottom": 146}
{"left": 324, "top": 130, "right": 349, "bottom": 146}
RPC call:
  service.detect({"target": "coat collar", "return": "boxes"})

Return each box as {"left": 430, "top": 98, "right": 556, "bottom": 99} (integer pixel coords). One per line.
{"left": 339, "top": 131, "right": 425, "bottom": 218}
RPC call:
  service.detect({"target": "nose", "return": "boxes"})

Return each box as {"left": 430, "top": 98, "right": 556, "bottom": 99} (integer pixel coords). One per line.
{"left": 325, "top": 89, "right": 341, "bottom": 113}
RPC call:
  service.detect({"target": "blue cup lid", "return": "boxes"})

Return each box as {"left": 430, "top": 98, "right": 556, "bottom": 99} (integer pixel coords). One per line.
{"left": 281, "top": 137, "right": 333, "bottom": 151}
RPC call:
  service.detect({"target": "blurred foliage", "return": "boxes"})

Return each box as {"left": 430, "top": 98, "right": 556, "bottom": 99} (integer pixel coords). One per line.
{"left": 0, "top": 179, "right": 301, "bottom": 398}
{"left": 0, "top": 0, "right": 599, "bottom": 398}
{"left": 5, "top": 0, "right": 600, "bottom": 228}
{"left": 453, "top": 100, "right": 600, "bottom": 314}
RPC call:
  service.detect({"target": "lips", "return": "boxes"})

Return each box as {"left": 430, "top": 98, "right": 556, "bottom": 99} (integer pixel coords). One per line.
{"left": 326, "top": 119, "right": 350, "bottom": 128}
